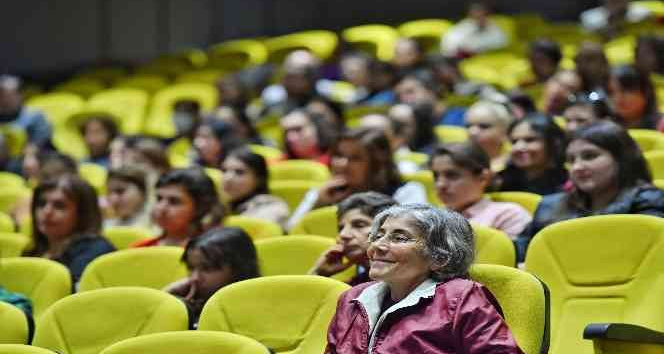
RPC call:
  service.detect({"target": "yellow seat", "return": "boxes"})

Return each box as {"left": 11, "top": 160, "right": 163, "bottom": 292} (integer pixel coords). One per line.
{"left": 198, "top": 275, "right": 350, "bottom": 354}
{"left": 644, "top": 150, "right": 664, "bottom": 180}
{"left": 628, "top": 129, "right": 664, "bottom": 152}
{"left": 0, "top": 172, "right": 25, "bottom": 189}
{"left": 341, "top": 24, "right": 400, "bottom": 61}
{"left": 525, "top": 214, "right": 664, "bottom": 354}
{"left": 634, "top": 0, "right": 664, "bottom": 16}
{"left": 434, "top": 125, "right": 469, "bottom": 143}
{"left": 224, "top": 216, "right": 283, "bottom": 241}
{"left": 0, "top": 212, "right": 15, "bottom": 232}
{"left": 0, "top": 345, "right": 55, "bottom": 354}
{"left": 0, "top": 125, "right": 28, "bottom": 156}
{"left": 473, "top": 224, "right": 516, "bottom": 267}
{"left": 113, "top": 74, "right": 169, "bottom": 94}
{"left": 289, "top": 205, "right": 337, "bottom": 238}
{"left": 343, "top": 105, "right": 391, "bottom": 124}
{"left": 99, "top": 331, "right": 270, "bottom": 354}
{"left": 605, "top": 36, "right": 636, "bottom": 65}
{"left": 32, "top": 287, "right": 189, "bottom": 354}
{"left": 78, "top": 246, "right": 188, "bottom": 292}
{"left": 103, "top": 226, "right": 154, "bottom": 250}
{"left": 52, "top": 109, "right": 124, "bottom": 161}
{"left": 204, "top": 167, "right": 224, "bottom": 197}
{"left": 402, "top": 170, "right": 442, "bottom": 205}
{"left": 0, "top": 257, "right": 71, "bottom": 318}
{"left": 486, "top": 191, "right": 542, "bottom": 215}
{"left": 208, "top": 39, "right": 268, "bottom": 71}
{"left": 395, "top": 151, "right": 428, "bottom": 167}
{"left": 0, "top": 232, "right": 30, "bottom": 258}
{"left": 469, "top": 264, "right": 549, "bottom": 354}
{"left": 255, "top": 235, "right": 335, "bottom": 276}
{"left": 269, "top": 180, "right": 320, "bottom": 213}
{"left": 269, "top": 159, "right": 330, "bottom": 183}
{"left": 144, "top": 83, "right": 218, "bottom": 138}
{"left": 166, "top": 137, "right": 192, "bottom": 168}
{"left": 88, "top": 88, "right": 149, "bottom": 134}
{"left": 78, "top": 163, "right": 108, "bottom": 195}
{"left": 249, "top": 144, "right": 284, "bottom": 161}
{"left": 397, "top": 19, "right": 453, "bottom": 52}
{"left": 459, "top": 52, "right": 530, "bottom": 90}
{"left": 0, "top": 302, "right": 29, "bottom": 344}
{"left": 0, "top": 185, "right": 31, "bottom": 214}
{"left": 25, "top": 93, "right": 85, "bottom": 127}
{"left": 265, "top": 30, "right": 338, "bottom": 63}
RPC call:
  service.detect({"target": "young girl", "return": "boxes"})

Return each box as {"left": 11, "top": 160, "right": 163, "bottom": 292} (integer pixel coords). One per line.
{"left": 165, "top": 227, "right": 260, "bottom": 326}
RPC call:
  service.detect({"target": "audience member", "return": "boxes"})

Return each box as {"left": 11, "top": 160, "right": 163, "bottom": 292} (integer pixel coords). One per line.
{"left": 542, "top": 70, "right": 583, "bottom": 116}
{"left": 441, "top": 2, "right": 508, "bottom": 57}
{"left": 104, "top": 166, "right": 152, "bottom": 229}
{"left": 80, "top": 115, "right": 118, "bottom": 168}
{"left": 192, "top": 120, "right": 243, "bottom": 168}
{"left": 575, "top": 42, "right": 611, "bottom": 93}
{"left": 210, "top": 105, "right": 265, "bottom": 145}
{"left": 609, "top": 64, "right": 662, "bottom": 130}
{"left": 635, "top": 35, "right": 664, "bottom": 76}
{"left": 526, "top": 39, "right": 563, "bottom": 85}
{"left": 288, "top": 128, "right": 427, "bottom": 229}
{"left": 497, "top": 114, "right": 568, "bottom": 195}
{"left": 24, "top": 176, "right": 115, "bottom": 285}
{"left": 171, "top": 100, "right": 202, "bottom": 141}
{"left": 222, "top": 148, "right": 289, "bottom": 229}
{"left": 518, "top": 121, "right": 664, "bottom": 260}
{"left": 392, "top": 38, "right": 426, "bottom": 75}
{"left": 0, "top": 75, "right": 52, "bottom": 148}
{"left": 580, "top": 0, "right": 652, "bottom": 39}
{"left": 395, "top": 71, "right": 466, "bottom": 127}
{"left": 133, "top": 168, "right": 223, "bottom": 247}
{"left": 215, "top": 74, "right": 251, "bottom": 112}
{"left": 261, "top": 50, "right": 320, "bottom": 117}
{"left": 0, "top": 132, "right": 22, "bottom": 175}
{"left": 280, "top": 109, "right": 338, "bottom": 164}
{"left": 563, "top": 91, "right": 612, "bottom": 134}
{"left": 310, "top": 192, "right": 397, "bottom": 284}
{"left": 305, "top": 96, "right": 346, "bottom": 132}
{"left": 430, "top": 143, "right": 531, "bottom": 238}
{"left": 464, "top": 100, "right": 513, "bottom": 171}
{"left": 165, "top": 227, "right": 259, "bottom": 326}
{"left": 326, "top": 204, "right": 524, "bottom": 353}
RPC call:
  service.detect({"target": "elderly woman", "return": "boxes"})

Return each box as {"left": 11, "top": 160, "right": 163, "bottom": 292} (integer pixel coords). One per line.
{"left": 326, "top": 204, "right": 524, "bottom": 353}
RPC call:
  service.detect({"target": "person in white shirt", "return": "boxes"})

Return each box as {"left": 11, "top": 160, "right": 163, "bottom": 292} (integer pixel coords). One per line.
{"left": 441, "top": 2, "right": 508, "bottom": 58}
{"left": 580, "top": 0, "right": 652, "bottom": 39}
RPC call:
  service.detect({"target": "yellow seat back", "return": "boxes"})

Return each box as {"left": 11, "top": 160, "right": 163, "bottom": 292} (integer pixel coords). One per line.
{"left": 144, "top": 83, "right": 218, "bottom": 138}
{"left": 486, "top": 191, "right": 542, "bottom": 215}
{"left": 78, "top": 163, "right": 108, "bottom": 195}
{"left": 25, "top": 93, "right": 85, "bottom": 127}
{"left": 469, "top": 264, "right": 549, "bottom": 354}
{"left": 33, "top": 287, "right": 189, "bottom": 354}
{"left": 269, "top": 159, "right": 330, "bottom": 183}
{"left": 255, "top": 235, "right": 335, "bottom": 276}
{"left": 199, "top": 275, "right": 350, "bottom": 354}
{"left": 53, "top": 78, "right": 106, "bottom": 99}
{"left": 103, "top": 226, "right": 154, "bottom": 250}
{"left": 224, "top": 216, "right": 284, "bottom": 241}
{"left": 0, "top": 232, "right": 30, "bottom": 258}
{"left": 99, "top": 331, "right": 270, "bottom": 354}
{"left": 628, "top": 129, "right": 664, "bottom": 152}
{"left": 289, "top": 206, "right": 337, "bottom": 238}
{"left": 78, "top": 247, "right": 188, "bottom": 292}
{"left": 0, "top": 257, "right": 71, "bottom": 318}
{"left": 0, "top": 125, "right": 28, "bottom": 156}
{"left": 402, "top": 170, "right": 442, "bottom": 205}
{"left": 249, "top": 144, "right": 284, "bottom": 162}
{"left": 269, "top": 180, "right": 320, "bottom": 213}
{"left": 0, "top": 302, "right": 29, "bottom": 344}
{"left": 0, "top": 211, "right": 16, "bottom": 232}
{"left": 0, "top": 345, "right": 55, "bottom": 354}
{"left": 644, "top": 150, "right": 664, "bottom": 180}
{"left": 0, "top": 185, "right": 31, "bottom": 214}
{"left": 472, "top": 224, "right": 516, "bottom": 267}
{"left": 113, "top": 75, "right": 169, "bottom": 94}
{"left": 397, "top": 19, "right": 453, "bottom": 52}
{"left": 265, "top": 30, "right": 338, "bottom": 63}
{"left": 88, "top": 88, "right": 149, "bottom": 134}
{"left": 208, "top": 39, "right": 268, "bottom": 71}
{"left": 434, "top": 125, "right": 469, "bottom": 143}
{"left": 525, "top": 214, "right": 664, "bottom": 354}
{"left": 341, "top": 24, "right": 400, "bottom": 61}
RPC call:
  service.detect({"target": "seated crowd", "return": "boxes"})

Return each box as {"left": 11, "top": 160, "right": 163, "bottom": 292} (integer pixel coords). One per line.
{"left": 1, "top": 0, "right": 664, "bottom": 351}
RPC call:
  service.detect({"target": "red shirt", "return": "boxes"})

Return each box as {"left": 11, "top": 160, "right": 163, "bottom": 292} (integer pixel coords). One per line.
{"left": 326, "top": 278, "right": 524, "bottom": 354}
{"left": 130, "top": 236, "right": 189, "bottom": 248}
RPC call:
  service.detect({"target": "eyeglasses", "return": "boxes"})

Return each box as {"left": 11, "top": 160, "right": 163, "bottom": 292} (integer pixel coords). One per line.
{"left": 368, "top": 230, "right": 419, "bottom": 245}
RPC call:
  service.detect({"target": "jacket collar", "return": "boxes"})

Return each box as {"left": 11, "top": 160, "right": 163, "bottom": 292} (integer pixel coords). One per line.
{"left": 353, "top": 279, "right": 439, "bottom": 351}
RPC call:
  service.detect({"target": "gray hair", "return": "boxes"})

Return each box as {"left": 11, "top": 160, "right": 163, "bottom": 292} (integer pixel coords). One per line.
{"left": 369, "top": 204, "right": 475, "bottom": 281}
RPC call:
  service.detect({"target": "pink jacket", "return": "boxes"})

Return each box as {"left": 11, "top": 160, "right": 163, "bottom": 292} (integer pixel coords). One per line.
{"left": 325, "top": 278, "right": 525, "bottom": 354}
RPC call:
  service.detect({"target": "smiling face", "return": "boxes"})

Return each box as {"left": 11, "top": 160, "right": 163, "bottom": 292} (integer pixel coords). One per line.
{"left": 567, "top": 139, "right": 619, "bottom": 197}
{"left": 367, "top": 216, "right": 432, "bottom": 288}
{"left": 330, "top": 139, "right": 371, "bottom": 191}
{"left": 36, "top": 188, "right": 78, "bottom": 242}
{"left": 431, "top": 155, "right": 488, "bottom": 211}
{"left": 337, "top": 208, "right": 373, "bottom": 264}
{"left": 509, "top": 122, "right": 549, "bottom": 174}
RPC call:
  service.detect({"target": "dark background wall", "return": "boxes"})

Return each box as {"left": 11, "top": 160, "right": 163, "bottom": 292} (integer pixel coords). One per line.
{"left": 0, "top": 0, "right": 599, "bottom": 78}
